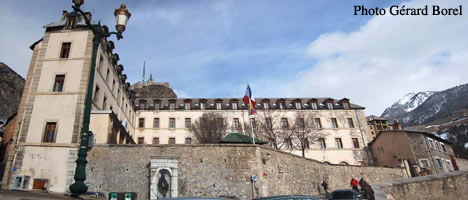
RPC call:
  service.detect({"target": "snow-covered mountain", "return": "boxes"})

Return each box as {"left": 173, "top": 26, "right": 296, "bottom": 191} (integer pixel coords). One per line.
{"left": 381, "top": 83, "right": 468, "bottom": 127}
{"left": 381, "top": 91, "right": 435, "bottom": 123}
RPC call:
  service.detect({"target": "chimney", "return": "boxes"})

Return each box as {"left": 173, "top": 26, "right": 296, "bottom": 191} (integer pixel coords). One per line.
{"left": 61, "top": 10, "right": 69, "bottom": 21}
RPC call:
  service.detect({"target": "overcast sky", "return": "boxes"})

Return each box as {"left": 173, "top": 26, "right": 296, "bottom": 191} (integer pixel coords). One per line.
{"left": 1, "top": 0, "right": 467, "bottom": 115}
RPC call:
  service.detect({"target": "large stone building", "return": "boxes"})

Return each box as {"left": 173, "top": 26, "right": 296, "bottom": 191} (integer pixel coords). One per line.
{"left": 134, "top": 93, "right": 373, "bottom": 166}
{"left": 1, "top": 10, "right": 136, "bottom": 192}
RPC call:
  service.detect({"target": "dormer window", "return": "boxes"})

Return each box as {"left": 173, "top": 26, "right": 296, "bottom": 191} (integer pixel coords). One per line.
{"left": 263, "top": 102, "right": 269, "bottom": 110}
{"left": 327, "top": 102, "right": 334, "bottom": 110}
{"left": 170, "top": 103, "right": 175, "bottom": 110}
{"left": 185, "top": 103, "right": 191, "bottom": 110}
{"left": 342, "top": 102, "right": 350, "bottom": 109}
{"left": 311, "top": 102, "right": 318, "bottom": 109}
{"left": 216, "top": 102, "right": 222, "bottom": 110}
{"left": 295, "top": 102, "right": 301, "bottom": 110}
{"left": 200, "top": 103, "right": 206, "bottom": 110}
{"left": 232, "top": 102, "right": 237, "bottom": 110}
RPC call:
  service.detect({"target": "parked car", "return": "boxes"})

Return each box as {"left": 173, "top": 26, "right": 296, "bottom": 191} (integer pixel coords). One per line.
{"left": 253, "top": 195, "right": 317, "bottom": 200}
{"left": 329, "top": 189, "right": 361, "bottom": 200}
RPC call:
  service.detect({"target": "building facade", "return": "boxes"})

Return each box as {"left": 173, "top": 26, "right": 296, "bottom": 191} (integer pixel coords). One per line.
{"left": 2, "top": 11, "right": 136, "bottom": 192}
{"left": 134, "top": 97, "right": 373, "bottom": 166}
{"left": 369, "top": 130, "right": 458, "bottom": 177}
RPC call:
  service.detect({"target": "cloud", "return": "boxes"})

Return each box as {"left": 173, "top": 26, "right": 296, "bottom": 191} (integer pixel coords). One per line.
{"left": 282, "top": 0, "right": 468, "bottom": 115}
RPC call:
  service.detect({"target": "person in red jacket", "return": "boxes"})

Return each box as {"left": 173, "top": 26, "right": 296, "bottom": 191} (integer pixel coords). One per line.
{"left": 350, "top": 178, "right": 360, "bottom": 193}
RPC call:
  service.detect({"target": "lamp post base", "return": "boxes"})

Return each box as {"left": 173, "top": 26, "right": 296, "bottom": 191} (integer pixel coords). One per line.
{"left": 70, "top": 181, "right": 88, "bottom": 197}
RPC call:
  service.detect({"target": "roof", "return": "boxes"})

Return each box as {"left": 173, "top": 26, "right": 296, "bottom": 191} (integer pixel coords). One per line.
{"left": 368, "top": 130, "right": 452, "bottom": 146}
{"left": 367, "top": 115, "right": 388, "bottom": 121}
{"left": 134, "top": 97, "right": 365, "bottom": 111}
{"left": 219, "top": 133, "right": 268, "bottom": 144}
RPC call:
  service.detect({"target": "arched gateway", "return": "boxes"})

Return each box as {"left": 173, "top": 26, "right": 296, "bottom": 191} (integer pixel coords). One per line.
{"left": 150, "top": 158, "right": 179, "bottom": 200}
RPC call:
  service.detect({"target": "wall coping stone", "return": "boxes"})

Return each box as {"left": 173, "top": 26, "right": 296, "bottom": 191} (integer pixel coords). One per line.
{"left": 375, "top": 170, "right": 468, "bottom": 187}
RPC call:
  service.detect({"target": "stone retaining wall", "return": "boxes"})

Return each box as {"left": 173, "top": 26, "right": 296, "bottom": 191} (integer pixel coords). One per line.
{"left": 455, "top": 157, "right": 468, "bottom": 171}
{"left": 86, "top": 144, "right": 407, "bottom": 200}
{"left": 379, "top": 170, "right": 468, "bottom": 200}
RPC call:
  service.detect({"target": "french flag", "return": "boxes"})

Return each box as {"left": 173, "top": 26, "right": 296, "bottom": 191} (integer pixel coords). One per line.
{"left": 243, "top": 84, "right": 256, "bottom": 115}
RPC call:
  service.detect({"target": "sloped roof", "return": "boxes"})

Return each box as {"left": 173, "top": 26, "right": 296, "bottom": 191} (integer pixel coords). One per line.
{"left": 219, "top": 133, "right": 268, "bottom": 144}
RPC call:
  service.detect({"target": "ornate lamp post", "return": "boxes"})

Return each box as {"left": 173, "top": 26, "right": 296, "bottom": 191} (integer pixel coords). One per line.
{"left": 68, "top": 0, "right": 130, "bottom": 197}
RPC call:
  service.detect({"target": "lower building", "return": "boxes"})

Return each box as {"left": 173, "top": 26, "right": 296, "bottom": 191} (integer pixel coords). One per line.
{"left": 369, "top": 130, "right": 459, "bottom": 177}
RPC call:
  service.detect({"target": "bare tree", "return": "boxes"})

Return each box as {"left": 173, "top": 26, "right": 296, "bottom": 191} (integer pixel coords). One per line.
{"left": 190, "top": 112, "right": 229, "bottom": 144}
{"left": 250, "top": 110, "right": 285, "bottom": 149}
{"left": 289, "top": 112, "right": 326, "bottom": 157}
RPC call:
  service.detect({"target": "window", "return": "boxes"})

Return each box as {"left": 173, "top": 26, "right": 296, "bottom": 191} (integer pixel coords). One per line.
{"left": 335, "top": 138, "right": 343, "bottom": 149}
{"left": 60, "top": 42, "right": 71, "bottom": 58}
{"left": 185, "top": 103, "right": 191, "bottom": 110}
{"left": 155, "top": 103, "right": 160, "bottom": 110}
{"left": 138, "top": 137, "right": 144, "bottom": 144}
{"left": 435, "top": 158, "right": 443, "bottom": 169}
{"left": 139, "top": 102, "right": 146, "bottom": 109}
{"left": 216, "top": 102, "right": 222, "bottom": 110}
{"left": 169, "top": 137, "right": 176, "bottom": 144}
{"left": 232, "top": 102, "right": 237, "bottom": 110}
{"left": 436, "top": 141, "right": 441, "bottom": 151}
{"left": 441, "top": 143, "right": 447, "bottom": 152}
{"left": 200, "top": 103, "right": 206, "bottom": 110}
{"left": 152, "top": 137, "right": 159, "bottom": 144}
{"left": 233, "top": 118, "right": 240, "bottom": 128}
{"left": 53, "top": 75, "right": 65, "bottom": 92}
{"left": 263, "top": 102, "right": 269, "bottom": 110}
{"left": 139, "top": 118, "right": 145, "bottom": 128}
{"left": 93, "top": 86, "right": 99, "bottom": 102}
{"left": 428, "top": 138, "right": 434, "bottom": 149}
{"left": 311, "top": 102, "right": 318, "bottom": 109}
{"left": 319, "top": 138, "right": 326, "bottom": 149}
{"left": 112, "top": 79, "right": 116, "bottom": 92}
{"left": 352, "top": 138, "right": 360, "bottom": 148}
{"left": 446, "top": 160, "right": 453, "bottom": 171}
{"left": 43, "top": 122, "right": 57, "bottom": 143}
{"left": 419, "top": 159, "right": 430, "bottom": 168}
{"left": 250, "top": 118, "right": 256, "bottom": 128}
{"left": 266, "top": 118, "right": 272, "bottom": 128}
{"left": 169, "top": 118, "right": 176, "bottom": 128}
{"left": 281, "top": 118, "right": 289, "bottom": 129}
{"left": 279, "top": 102, "right": 285, "bottom": 110}
{"left": 169, "top": 103, "right": 175, "bottom": 110}
{"left": 327, "top": 102, "right": 334, "bottom": 110}
{"left": 347, "top": 118, "right": 355, "bottom": 128}
{"left": 153, "top": 118, "right": 159, "bottom": 128}
{"left": 185, "top": 137, "right": 192, "bottom": 144}
{"left": 284, "top": 138, "right": 293, "bottom": 149}
{"left": 315, "top": 118, "right": 322, "bottom": 129}
{"left": 297, "top": 118, "right": 305, "bottom": 128}
{"left": 295, "top": 102, "right": 301, "bottom": 109}
{"left": 331, "top": 118, "right": 338, "bottom": 128}
{"left": 342, "top": 102, "right": 350, "bottom": 109}
{"left": 185, "top": 118, "right": 191, "bottom": 128}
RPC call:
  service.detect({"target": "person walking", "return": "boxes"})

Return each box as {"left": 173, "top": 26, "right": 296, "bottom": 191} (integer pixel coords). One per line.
{"left": 350, "top": 178, "right": 359, "bottom": 193}
{"left": 359, "top": 178, "right": 375, "bottom": 200}
{"left": 321, "top": 180, "right": 329, "bottom": 194}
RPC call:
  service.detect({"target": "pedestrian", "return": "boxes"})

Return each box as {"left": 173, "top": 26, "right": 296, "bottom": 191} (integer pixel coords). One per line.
{"left": 321, "top": 180, "right": 328, "bottom": 194}
{"left": 350, "top": 178, "right": 359, "bottom": 193}
{"left": 359, "top": 178, "right": 375, "bottom": 200}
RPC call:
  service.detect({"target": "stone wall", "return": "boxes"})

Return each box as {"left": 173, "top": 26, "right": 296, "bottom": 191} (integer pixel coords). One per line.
{"left": 379, "top": 170, "right": 468, "bottom": 200}
{"left": 455, "top": 158, "right": 468, "bottom": 170}
{"left": 86, "top": 144, "right": 407, "bottom": 200}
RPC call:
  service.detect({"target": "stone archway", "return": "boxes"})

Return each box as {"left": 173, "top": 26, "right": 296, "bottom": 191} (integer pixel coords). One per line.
{"left": 150, "top": 158, "right": 179, "bottom": 200}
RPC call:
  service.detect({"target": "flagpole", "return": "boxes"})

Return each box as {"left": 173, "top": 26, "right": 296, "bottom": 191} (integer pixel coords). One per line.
{"left": 249, "top": 98, "right": 256, "bottom": 145}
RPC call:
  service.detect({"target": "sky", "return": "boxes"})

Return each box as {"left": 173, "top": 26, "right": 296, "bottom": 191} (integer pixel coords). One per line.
{"left": 1, "top": 0, "right": 467, "bottom": 115}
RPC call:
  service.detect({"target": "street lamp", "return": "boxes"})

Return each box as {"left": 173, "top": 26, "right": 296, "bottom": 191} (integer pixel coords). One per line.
{"left": 68, "top": 0, "right": 130, "bottom": 197}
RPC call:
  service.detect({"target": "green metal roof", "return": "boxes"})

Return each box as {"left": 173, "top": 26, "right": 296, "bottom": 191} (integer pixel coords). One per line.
{"left": 219, "top": 133, "right": 268, "bottom": 144}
